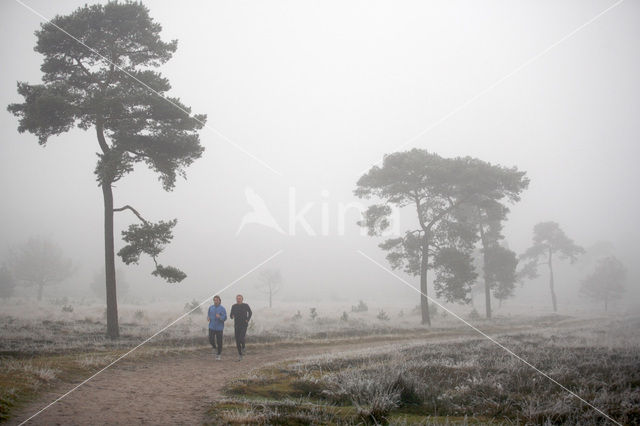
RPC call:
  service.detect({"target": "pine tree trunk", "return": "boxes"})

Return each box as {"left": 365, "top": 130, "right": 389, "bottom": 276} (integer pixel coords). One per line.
{"left": 548, "top": 248, "right": 557, "bottom": 312}
{"left": 103, "top": 183, "right": 119, "bottom": 339}
{"left": 420, "top": 235, "right": 431, "bottom": 326}
{"left": 479, "top": 224, "right": 492, "bottom": 319}
{"left": 97, "top": 116, "right": 119, "bottom": 339}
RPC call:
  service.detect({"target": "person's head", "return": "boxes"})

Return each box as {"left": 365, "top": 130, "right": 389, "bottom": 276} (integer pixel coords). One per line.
{"left": 236, "top": 294, "right": 243, "bottom": 304}
{"left": 213, "top": 295, "right": 221, "bottom": 306}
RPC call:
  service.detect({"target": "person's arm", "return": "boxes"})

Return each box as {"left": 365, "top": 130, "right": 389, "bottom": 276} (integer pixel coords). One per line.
{"left": 220, "top": 307, "right": 227, "bottom": 322}
{"left": 229, "top": 305, "right": 235, "bottom": 319}
{"left": 246, "top": 304, "right": 252, "bottom": 323}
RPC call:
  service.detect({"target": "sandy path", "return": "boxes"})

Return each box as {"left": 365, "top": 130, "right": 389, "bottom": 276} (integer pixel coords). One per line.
{"left": 11, "top": 338, "right": 412, "bottom": 425}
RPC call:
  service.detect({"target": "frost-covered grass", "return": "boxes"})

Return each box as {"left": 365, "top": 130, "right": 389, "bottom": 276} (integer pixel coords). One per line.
{"left": 216, "top": 317, "right": 640, "bottom": 425}
{"left": 0, "top": 297, "right": 550, "bottom": 354}
{"left": 206, "top": 398, "right": 491, "bottom": 425}
{"left": 0, "top": 296, "right": 629, "bottom": 423}
{"left": 0, "top": 298, "right": 465, "bottom": 421}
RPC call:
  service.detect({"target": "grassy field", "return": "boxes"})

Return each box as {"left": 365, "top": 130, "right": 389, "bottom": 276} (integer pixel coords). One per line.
{"left": 0, "top": 299, "right": 456, "bottom": 421}
{"left": 210, "top": 317, "right": 640, "bottom": 425}
{"left": 1, "top": 297, "right": 637, "bottom": 424}
{"left": 0, "top": 299, "right": 456, "bottom": 355}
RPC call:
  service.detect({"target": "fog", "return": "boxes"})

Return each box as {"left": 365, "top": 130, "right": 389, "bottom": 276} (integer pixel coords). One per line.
{"left": 1, "top": 0, "right": 639, "bottom": 311}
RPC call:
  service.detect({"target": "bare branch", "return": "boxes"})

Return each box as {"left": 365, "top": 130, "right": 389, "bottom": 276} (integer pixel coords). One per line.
{"left": 114, "top": 205, "right": 148, "bottom": 224}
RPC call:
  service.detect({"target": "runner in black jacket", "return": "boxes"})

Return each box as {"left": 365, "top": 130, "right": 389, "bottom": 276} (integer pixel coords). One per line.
{"left": 229, "top": 294, "right": 252, "bottom": 360}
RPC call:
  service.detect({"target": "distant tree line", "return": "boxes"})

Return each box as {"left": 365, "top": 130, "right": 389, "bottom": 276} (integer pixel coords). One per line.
{"left": 1, "top": 236, "right": 73, "bottom": 301}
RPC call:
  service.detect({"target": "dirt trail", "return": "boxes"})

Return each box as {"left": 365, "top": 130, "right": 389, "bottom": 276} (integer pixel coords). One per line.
{"left": 11, "top": 337, "right": 422, "bottom": 425}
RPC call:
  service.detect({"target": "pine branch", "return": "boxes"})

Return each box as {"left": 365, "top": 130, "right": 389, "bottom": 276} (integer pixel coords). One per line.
{"left": 114, "top": 204, "right": 148, "bottom": 224}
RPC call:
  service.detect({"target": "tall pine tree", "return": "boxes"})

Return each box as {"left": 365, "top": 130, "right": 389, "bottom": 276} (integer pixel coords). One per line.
{"left": 8, "top": 2, "right": 206, "bottom": 338}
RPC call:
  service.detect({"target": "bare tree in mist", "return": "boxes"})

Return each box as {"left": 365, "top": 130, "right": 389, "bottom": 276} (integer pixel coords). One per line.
{"left": 256, "top": 269, "right": 283, "bottom": 308}
{"left": 580, "top": 256, "right": 627, "bottom": 312}
{"left": 0, "top": 265, "right": 16, "bottom": 299}
{"left": 7, "top": 3, "right": 205, "bottom": 338}
{"left": 519, "top": 222, "right": 584, "bottom": 312}
{"left": 7, "top": 237, "right": 73, "bottom": 301}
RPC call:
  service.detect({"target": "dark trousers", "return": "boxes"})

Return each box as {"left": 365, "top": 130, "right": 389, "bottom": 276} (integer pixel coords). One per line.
{"left": 208, "top": 329, "right": 223, "bottom": 355}
{"left": 234, "top": 324, "right": 248, "bottom": 355}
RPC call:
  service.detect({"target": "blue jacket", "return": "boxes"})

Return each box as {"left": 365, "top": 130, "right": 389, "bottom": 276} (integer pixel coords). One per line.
{"left": 208, "top": 305, "right": 227, "bottom": 330}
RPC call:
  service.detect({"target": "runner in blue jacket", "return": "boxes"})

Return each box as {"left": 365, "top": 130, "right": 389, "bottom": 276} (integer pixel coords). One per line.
{"left": 207, "top": 295, "right": 227, "bottom": 360}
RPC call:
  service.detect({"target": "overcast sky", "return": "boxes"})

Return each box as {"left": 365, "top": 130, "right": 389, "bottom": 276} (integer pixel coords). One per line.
{"left": 1, "top": 0, "right": 638, "bottom": 310}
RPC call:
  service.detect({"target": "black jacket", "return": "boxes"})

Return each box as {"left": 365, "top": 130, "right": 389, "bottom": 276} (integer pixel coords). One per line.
{"left": 230, "top": 303, "right": 252, "bottom": 326}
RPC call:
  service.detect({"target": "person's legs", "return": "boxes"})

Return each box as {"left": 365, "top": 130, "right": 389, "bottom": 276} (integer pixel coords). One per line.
{"left": 208, "top": 328, "right": 216, "bottom": 350}
{"left": 237, "top": 324, "right": 247, "bottom": 354}
{"left": 234, "top": 325, "right": 243, "bottom": 355}
{"left": 215, "top": 330, "right": 223, "bottom": 355}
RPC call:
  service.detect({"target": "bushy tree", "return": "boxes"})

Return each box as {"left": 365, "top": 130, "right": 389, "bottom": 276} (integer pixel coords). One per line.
{"left": 356, "top": 150, "right": 476, "bottom": 325}
{"left": 469, "top": 245, "right": 520, "bottom": 311}
{"left": 462, "top": 161, "right": 528, "bottom": 318}
{"left": 8, "top": 237, "right": 73, "bottom": 301}
{"left": 7, "top": 2, "right": 205, "bottom": 337}
{"left": 485, "top": 245, "right": 518, "bottom": 308}
{"left": 580, "top": 256, "right": 627, "bottom": 312}
{"left": 432, "top": 247, "right": 477, "bottom": 304}
{"left": 519, "top": 222, "right": 584, "bottom": 312}
{"left": 356, "top": 149, "right": 526, "bottom": 325}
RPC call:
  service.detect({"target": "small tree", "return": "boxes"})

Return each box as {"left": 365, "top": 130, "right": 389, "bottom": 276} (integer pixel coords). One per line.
{"left": 519, "top": 222, "right": 584, "bottom": 312}
{"left": 8, "top": 237, "right": 73, "bottom": 301}
{"left": 580, "top": 256, "right": 627, "bottom": 312}
{"left": 256, "top": 269, "right": 282, "bottom": 308}
{"left": 351, "top": 300, "right": 368, "bottom": 312}
{"left": 0, "top": 265, "right": 16, "bottom": 299}
{"left": 7, "top": 2, "right": 205, "bottom": 338}
{"left": 184, "top": 299, "right": 203, "bottom": 315}
{"left": 376, "top": 309, "right": 390, "bottom": 321}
